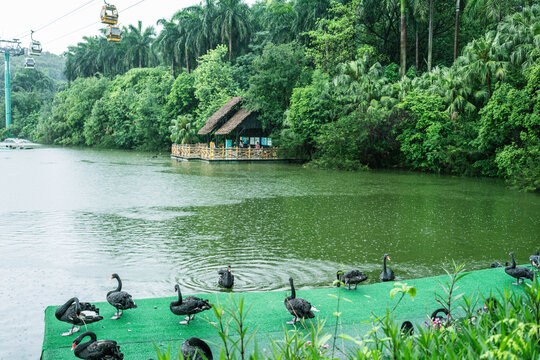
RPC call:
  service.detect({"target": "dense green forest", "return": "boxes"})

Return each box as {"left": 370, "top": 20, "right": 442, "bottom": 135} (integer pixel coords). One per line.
{"left": 1, "top": 0, "right": 539, "bottom": 191}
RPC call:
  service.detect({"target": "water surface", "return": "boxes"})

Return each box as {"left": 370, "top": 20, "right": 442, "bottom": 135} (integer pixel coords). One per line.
{"left": 0, "top": 148, "right": 538, "bottom": 358}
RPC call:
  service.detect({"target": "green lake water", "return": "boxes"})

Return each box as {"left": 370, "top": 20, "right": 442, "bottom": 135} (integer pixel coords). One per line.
{"left": 0, "top": 147, "right": 538, "bottom": 358}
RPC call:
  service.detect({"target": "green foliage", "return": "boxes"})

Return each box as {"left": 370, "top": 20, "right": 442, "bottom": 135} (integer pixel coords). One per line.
{"left": 82, "top": 67, "right": 173, "bottom": 150}
{"left": 36, "top": 76, "right": 109, "bottom": 145}
{"left": 396, "top": 90, "right": 453, "bottom": 173}
{"left": 245, "top": 42, "right": 310, "bottom": 132}
{"left": 170, "top": 114, "right": 198, "bottom": 144}
{"left": 305, "top": 1, "right": 359, "bottom": 75}
{"left": 286, "top": 70, "right": 334, "bottom": 155}
{"left": 312, "top": 110, "right": 399, "bottom": 170}
{"left": 193, "top": 45, "right": 240, "bottom": 127}
{"left": 164, "top": 72, "right": 198, "bottom": 121}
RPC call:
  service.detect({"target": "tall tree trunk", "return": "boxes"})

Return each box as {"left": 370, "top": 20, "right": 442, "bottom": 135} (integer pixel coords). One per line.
{"left": 487, "top": 72, "right": 491, "bottom": 97}
{"left": 171, "top": 57, "right": 175, "bottom": 77}
{"left": 139, "top": 53, "right": 143, "bottom": 68}
{"left": 228, "top": 27, "right": 232, "bottom": 61}
{"left": 428, "top": 0, "right": 433, "bottom": 71}
{"left": 415, "top": 24, "right": 419, "bottom": 71}
{"left": 186, "top": 48, "right": 190, "bottom": 74}
{"left": 453, "top": 0, "right": 461, "bottom": 61}
{"left": 400, "top": 0, "right": 407, "bottom": 77}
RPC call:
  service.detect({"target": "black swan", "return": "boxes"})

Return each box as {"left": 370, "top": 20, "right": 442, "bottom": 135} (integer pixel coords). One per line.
{"left": 284, "top": 277, "right": 318, "bottom": 325}
{"left": 379, "top": 254, "right": 395, "bottom": 282}
{"left": 181, "top": 337, "right": 213, "bottom": 360}
{"left": 400, "top": 321, "right": 414, "bottom": 336}
{"left": 490, "top": 261, "right": 510, "bottom": 268}
{"left": 477, "top": 297, "right": 498, "bottom": 314}
{"left": 505, "top": 252, "right": 535, "bottom": 285}
{"left": 530, "top": 251, "right": 540, "bottom": 270}
{"left": 218, "top": 265, "right": 234, "bottom": 289}
{"left": 170, "top": 284, "right": 212, "bottom": 325}
{"left": 429, "top": 308, "right": 449, "bottom": 329}
{"left": 107, "top": 273, "right": 137, "bottom": 319}
{"left": 337, "top": 270, "right": 368, "bottom": 290}
{"left": 71, "top": 331, "right": 123, "bottom": 359}
{"left": 55, "top": 297, "right": 103, "bottom": 336}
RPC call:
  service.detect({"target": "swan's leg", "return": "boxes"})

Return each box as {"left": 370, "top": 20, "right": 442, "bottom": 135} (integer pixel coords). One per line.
{"left": 184, "top": 316, "right": 191, "bottom": 321}
{"left": 111, "top": 309, "right": 121, "bottom": 320}
{"left": 61, "top": 325, "right": 76, "bottom": 336}
{"left": 355, "top": 283, "right": 358, "bottom": 290}
{"left": 286, "top": 317, "right": 297, "bottom": 325}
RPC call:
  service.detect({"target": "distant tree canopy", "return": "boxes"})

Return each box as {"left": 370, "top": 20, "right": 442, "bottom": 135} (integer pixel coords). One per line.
{"left": 2, "top": 1, "right": 539, "bottom": 191}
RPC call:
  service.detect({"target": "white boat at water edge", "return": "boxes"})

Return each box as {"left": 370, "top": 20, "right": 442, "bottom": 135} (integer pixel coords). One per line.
{"left": 0, "top": 138, "right": 41, "bottom": 149}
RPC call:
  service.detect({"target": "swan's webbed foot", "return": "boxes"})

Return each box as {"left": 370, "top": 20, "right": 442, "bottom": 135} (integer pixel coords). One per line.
{"left": 61, "top": 325, "right": 80, "bottom": 336}
{"left": 286, "top": 317, "right": 297, "bottom": 325}
{"left": 511, "top": 279, "right": 523, "bottom": 285}
{"left": 179, "top": 320, "right": 189, "bottom": 325}
{"left": 184, "top": 316, "right": 191, "bottom": 321}
{"left": 111, "top": 310, "right": 122, "bottom": 319}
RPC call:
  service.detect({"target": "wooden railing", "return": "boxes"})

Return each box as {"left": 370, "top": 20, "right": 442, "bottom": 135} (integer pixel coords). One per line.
{"left": 171, "top": 143, "right": 282, "bottom": 161}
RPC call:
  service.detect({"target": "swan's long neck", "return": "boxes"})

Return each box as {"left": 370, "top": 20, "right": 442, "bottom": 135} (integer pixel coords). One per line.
{"left": 172, "top": 287, "right": 182, "bottom": 306}
{"left": 75, "top": 332, "right": 97, "bottom": 353}
{"left": 511, "top": 253, "right": 516, "bottom": 268}
{"left": 57, "top": 297, "right": 77, "bottom": 316}
{"left": 115, "top": 277, "right": 122, "bottom": 292}
{"left": 290, "top": 280, "right": 296, "bottom": 299}
{"left": 383, "top": 257, "right": 387, "bottom": 272}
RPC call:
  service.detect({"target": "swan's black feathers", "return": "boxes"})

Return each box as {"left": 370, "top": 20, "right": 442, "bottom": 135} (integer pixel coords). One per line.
{"left": 170, "top": 296, "right": 212, "bottom": 316}
{"left": 218, "top": 268, "right": 234, "bottom": 289}
{"left": 55, "top": 298, "right": 103, "bottom": 326}
{"left": 530, "top": 251, "right": 540, "bottom": 269}
{"left": 284, "top": 297, "right": 315, "bottom": 319}
{"left": 73, "top": 332, "right": 123, "bottom": 360}
{"left": 107, "top": 291, "right": 137, "bottom": 311}
{"left": 181, "top": 337, "right": 213, "bottom": 360}
{"left": 380, "top": 268, "right": 395, "bottom": 282}
{"left": 505, "top": 252, "right": 535, "bottom": 283}
{"left": 340, "top": 270, "right": 367, "bottom": 288}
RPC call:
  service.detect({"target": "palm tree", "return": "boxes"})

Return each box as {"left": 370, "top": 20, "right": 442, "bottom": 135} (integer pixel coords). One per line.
{"left": 400, "top": 0, "right": 407, "bottom": 77}
{"left": 292, "top": 0, "right": 331, "bottom": 35}
{"left": 155, "top": 18, "right": 180, "bottom": 76}
{"left": 170, "top": 114, "right": 197, "bottom": 144}
{"left": 125, "top": 21, "right": 155, "bottom": 68}
{"left": 454, "top": 0, "right": 461, "bottom": 61}
{"left": 215, "top": 0, "right": 251, "bottom": 61}
{"left": 459, "top": 32, "right": 507, "bottom": 98}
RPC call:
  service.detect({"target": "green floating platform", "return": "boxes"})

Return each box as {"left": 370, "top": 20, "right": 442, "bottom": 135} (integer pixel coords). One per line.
{"left": 41, "top": 266, "right": 528, "bottom": 359}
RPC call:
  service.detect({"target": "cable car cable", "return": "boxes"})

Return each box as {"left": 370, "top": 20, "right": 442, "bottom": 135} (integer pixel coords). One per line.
{"left": 9, "top": 0, "right": 100, "bottom": 40}
{"left": 40, "top": 0, "right": 149, "bottom": 46}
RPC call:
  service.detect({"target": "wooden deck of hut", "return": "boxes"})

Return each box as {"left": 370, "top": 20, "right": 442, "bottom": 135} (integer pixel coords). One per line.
{"left": 171, "top": 143, "right": 283, "bottom": 162}
{"left": 172, "top": 97, "right": 287, "bottom": 162}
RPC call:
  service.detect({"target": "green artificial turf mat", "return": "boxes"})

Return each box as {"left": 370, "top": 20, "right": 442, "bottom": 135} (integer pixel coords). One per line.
{"left": 41, "top": 266, "right": 532, "bottom": 359}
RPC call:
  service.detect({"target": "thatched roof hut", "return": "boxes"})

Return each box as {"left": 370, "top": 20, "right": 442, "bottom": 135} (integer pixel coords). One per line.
{"left": 197, "top": 96, "right": 242, "bottom": 135}
{"left": 198, "top": 97, "right": 268, "bottom": 146}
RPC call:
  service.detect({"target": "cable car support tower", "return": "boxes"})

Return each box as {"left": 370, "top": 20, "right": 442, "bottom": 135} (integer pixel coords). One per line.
{"left": 0, "top": 39, "right": 24, "bottom": 130}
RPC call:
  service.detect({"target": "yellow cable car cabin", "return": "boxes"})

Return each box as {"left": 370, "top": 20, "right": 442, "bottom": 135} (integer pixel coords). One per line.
{"left": 100, "top": 4, "right": 119, "bottom": 25}
{"left": 106, "top": 26, "right": 121, "bottom": 42}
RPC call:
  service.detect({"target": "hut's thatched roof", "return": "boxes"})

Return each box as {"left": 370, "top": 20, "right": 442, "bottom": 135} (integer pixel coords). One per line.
{"left": 197, "top": 96, "right": 242, "bottom": 135}
{"left": 214, "top": 108, "right": 253, "bottom": 135}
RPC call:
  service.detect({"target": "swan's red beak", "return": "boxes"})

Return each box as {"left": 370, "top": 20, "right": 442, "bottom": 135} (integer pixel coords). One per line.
{"left": 71, "top": 343, "right": 76, "bottom": 351}
{"left": 386, "top": 255, "right": 391, "bottom": 261}
{"left": 110, "top": 276, "right": 113, "bottom": 279}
